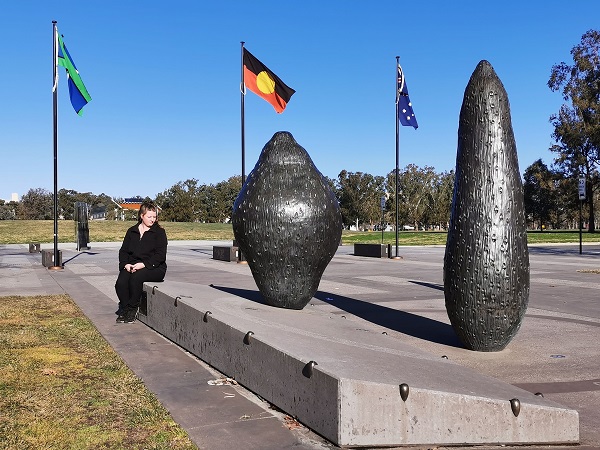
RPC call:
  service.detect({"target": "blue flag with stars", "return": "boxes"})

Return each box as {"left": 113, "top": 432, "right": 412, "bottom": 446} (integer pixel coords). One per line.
{"left": 397, "top": 64, "right": 418, "bottom": 129}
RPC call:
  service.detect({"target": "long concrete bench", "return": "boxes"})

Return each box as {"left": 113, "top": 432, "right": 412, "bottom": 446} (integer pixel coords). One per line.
{"left": 139, "top": 280, "right": 578, "bottom": 448}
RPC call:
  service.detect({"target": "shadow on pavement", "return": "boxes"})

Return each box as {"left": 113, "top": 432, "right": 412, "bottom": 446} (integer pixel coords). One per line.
{"left": 210, "top": 285, "right": 463, "bottom": 347}
{"left": 314, "top": 291, "right": 464, "bottom": 347}
{"left": 62, "top": 251, "right": 100, "bottom": 265}
{"left": 408, "top": 280, "right": 444, "bottom": 291}
{"left": 210, "top": 284, "right": 267, "bottom": 304}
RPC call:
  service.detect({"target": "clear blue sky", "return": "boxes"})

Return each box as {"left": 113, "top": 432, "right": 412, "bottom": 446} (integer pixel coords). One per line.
{"left": 2, "top": 1, "right": 598, "bottom": 201}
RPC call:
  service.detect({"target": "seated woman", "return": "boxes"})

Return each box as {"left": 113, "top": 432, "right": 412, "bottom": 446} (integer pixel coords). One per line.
{"left": 115, "top": 201, "right": 167, "bottom": 323}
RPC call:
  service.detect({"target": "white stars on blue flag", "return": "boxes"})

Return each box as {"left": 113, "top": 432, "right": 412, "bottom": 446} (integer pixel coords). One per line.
{"left": 397, "top": 64, "right": 418, "bottom": 129}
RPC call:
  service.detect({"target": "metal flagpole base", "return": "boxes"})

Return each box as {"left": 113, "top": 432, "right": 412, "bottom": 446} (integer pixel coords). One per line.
{"left": 48, "top": 266, "right": 64, "bottom": 270}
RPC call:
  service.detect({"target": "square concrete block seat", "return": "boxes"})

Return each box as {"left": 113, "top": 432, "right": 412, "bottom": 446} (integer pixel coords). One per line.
{"left": 212, "top": 246, "right": 238, "bottom": 262}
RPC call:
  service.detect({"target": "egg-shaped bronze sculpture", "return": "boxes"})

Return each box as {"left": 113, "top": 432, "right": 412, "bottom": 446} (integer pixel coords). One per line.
{"left": 232, "top": 132, "right": 342, "bottom": 310}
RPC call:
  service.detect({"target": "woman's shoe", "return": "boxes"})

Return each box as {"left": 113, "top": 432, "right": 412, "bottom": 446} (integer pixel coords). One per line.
{"left": 123, "top": 309, "right": 137, "bottom": 323}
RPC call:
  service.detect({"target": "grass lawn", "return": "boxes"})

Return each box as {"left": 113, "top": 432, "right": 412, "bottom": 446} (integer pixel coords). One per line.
{"left": 1, "top": 220, "right": 599, "bottom": 246}
{"left": 342, "top": 229, "right": 600, "bottom": 245}
{"left": 0, "top": 295, "right": 199, "bottom": 450}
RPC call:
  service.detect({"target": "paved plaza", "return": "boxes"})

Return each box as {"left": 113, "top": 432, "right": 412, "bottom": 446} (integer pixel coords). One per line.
{"left": 1, "top": 240, "right": 599, "bottom": 449}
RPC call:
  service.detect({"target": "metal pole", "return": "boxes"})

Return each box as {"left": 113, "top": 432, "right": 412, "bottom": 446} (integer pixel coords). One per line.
{"left": 50, "top": 21, "right": 62, "bottom": 270}
{"left": 394, "top": 56, "right": 400, "bottom": 259}
{"left": 238, "top": 42, "right": 247, "bottom": 264}
{"left": 579, "top": 199, "right": 583, "bottom": 255}
{"left": 240, "top": 41, "right": 246, "bottom": 187}
{"left": 381, "top": 208, "right": 384, "bottom": 245}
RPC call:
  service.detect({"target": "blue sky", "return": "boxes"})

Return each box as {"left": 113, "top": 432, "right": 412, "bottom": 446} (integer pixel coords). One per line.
{"left": 2, "top": 1, "right": 598, "bottom": 201}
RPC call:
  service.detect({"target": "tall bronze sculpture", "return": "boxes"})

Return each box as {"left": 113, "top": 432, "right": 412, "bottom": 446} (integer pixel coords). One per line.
{"left": 444, "top": 60, "right": 530, "bottom": 351}
{"left": 232, "top": 132, "right": 342, "bottom": 310}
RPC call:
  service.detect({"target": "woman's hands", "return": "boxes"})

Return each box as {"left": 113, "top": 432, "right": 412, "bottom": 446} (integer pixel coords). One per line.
{"left": 124, "top": 262, "right": 146, "bottom": 273}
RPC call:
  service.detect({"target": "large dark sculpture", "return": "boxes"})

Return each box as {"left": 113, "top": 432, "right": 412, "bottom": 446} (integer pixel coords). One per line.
{"left": 232, "top": 131, "right": 342, "bottom": 310}
{"left": 444, "top": 60, "right": 530, "bottom": 351}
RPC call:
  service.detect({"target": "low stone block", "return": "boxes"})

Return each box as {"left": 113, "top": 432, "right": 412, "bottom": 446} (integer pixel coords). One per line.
{"left": 41, "top": 249, "right": 62, "bottom": 267}
{"left": 212, "top": 246, "right": 238, "bottom": 262}
{"left": 354, "top": 243, "right": 390, "bottom": 258}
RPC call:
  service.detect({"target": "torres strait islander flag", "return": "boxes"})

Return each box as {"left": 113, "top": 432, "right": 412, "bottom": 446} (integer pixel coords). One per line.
{"left": 55, "top": 32, "right": 92, "bottom": 115}
{"left": 243, "top": 48, "right": 295, "bottom": 113}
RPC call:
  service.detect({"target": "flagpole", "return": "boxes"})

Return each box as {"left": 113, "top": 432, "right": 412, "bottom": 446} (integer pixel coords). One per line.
{"left": 238, "top": 41, "right": 247, "bottom": 264}
{"left": 240, "top": 41, "right": 246, "bottom": 187}
{"left": 50, "top": 21, "right": 62, "bottom": 270}
{"left": 393, "top": 56, "right": 401, "bottom": 260}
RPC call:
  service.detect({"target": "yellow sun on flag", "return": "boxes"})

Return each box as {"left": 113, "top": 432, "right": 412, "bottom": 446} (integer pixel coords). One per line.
{"left": 256, "top": 71, "right": 276, "bottom": 94}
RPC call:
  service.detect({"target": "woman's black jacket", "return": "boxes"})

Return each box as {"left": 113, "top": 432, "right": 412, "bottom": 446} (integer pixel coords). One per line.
{"left": 118, "top": 222, "right": 168, "bottom": 272}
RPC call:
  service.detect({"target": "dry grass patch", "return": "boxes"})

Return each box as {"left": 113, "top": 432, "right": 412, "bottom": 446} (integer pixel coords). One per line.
{"left": 2, "top": 220, "right": 600, "bottom": 246}
{"left": 0, "top": 220, "right": 235, "bottom": 244}
{"left": 0, "top": 295, "right": 198, "bottom": 450}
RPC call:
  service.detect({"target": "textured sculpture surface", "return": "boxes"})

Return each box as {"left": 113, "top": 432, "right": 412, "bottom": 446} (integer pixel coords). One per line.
{"left": 444, "top": 60, "right": 530, "bottom": 351}
{"left": 232, "top": 132, "right": 342, "bottom": 310}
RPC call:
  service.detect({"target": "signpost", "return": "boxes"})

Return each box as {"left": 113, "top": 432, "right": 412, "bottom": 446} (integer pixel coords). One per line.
{"left": 578, "top": 177, "right": 586, "bottom": 255}
{"left": 578, "top": 177, "right": 586, "bottom": 200}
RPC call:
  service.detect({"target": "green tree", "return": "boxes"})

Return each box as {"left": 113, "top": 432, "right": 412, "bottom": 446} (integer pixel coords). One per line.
{"left": 156, "top": 179, "right": 202, "bottom": 222}
{"left": 430, "top": 170, "right": 454, "bottom": 229}
{"left": 336, "top": 171, "right": 385, "bottom": 229}
{"left": 0, "top": 199, "right": 17, "bottom": 220}
{"left": 18, "top": 188, "right": 53, "bottom": 220}
{"left": 523, "top": 159, "right": 556, "bottom": 229}
{"left": 552, "top": 174, "right": 581, "bottom": 229}
{"left": 548, "top": 29, "right": 600, "bottom": 232}
{"left": 197, "top": 183, "right": 218, "bottom": 222}
{"left": 213, "top": 176, "right": 242, "bottom": 222}
{"left": 387, "top": 164, "right": 438, "bottom": 230}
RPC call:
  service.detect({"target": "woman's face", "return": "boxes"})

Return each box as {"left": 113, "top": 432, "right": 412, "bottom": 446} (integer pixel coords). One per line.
{"left": 141, "top": 209, "right": 157, "bottom": 228}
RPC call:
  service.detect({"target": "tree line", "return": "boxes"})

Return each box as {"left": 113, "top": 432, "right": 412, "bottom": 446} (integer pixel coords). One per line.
{"left": 3, "top": 160, "right": 598, "bottom": 232}
{"left": 2, "top": 30, "right": 598, "bottom": 231}
{"left": 0, "top": 167, "right": 454, "bottom": 230}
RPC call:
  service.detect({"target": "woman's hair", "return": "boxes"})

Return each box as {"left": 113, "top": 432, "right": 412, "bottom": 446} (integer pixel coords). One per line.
{"left": 137, "top": 201, "right": 159, "bottom": 224}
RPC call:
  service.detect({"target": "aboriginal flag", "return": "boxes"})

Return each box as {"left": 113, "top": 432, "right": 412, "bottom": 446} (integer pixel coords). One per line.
{"left": 243, "top": 48, "right": 295, "bottom": 113}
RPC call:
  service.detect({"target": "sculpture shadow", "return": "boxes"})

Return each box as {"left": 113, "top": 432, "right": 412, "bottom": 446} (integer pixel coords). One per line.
{"left": 408, "top": 280, "right": 444, "bottom": 291}
{"left": 314, "top": 291, "right": 463, "bottom": 348}
{"left": 210, "top": 284, "right": 267, "bottom": 305}
{"left": 210, "top": 284, "right": 463, "bottom": 348}
{"left": 190, "top": 248, "right": 213, "bottom": 256}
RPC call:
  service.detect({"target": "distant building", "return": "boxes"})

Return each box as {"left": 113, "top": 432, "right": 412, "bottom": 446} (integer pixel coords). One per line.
{"left": 11, "top": 193, "right": 18, "bottom": 202}
{"left": 90, "top": 205, "right": 107, "bottom": 220}
{"left": 120, "top": 197, "right": 145, "bottom": 211}
{"left": 119, "top": 197, "right": 162, "bottom": 215}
